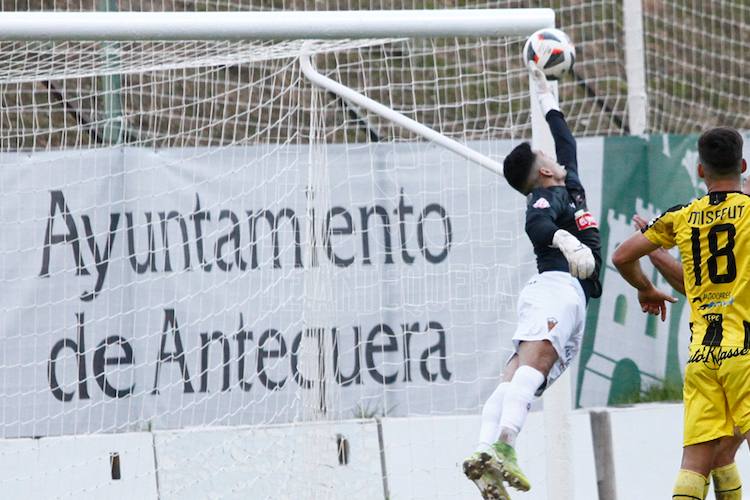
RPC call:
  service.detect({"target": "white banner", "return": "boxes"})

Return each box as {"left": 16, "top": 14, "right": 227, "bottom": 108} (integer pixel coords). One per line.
{"left": 0, "top": 139, "right": 604, "bottom": 437}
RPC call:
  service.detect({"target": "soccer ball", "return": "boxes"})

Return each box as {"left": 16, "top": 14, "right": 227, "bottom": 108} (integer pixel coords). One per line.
{"left": 523, "top": 28, "right": 576, "bottom": 80}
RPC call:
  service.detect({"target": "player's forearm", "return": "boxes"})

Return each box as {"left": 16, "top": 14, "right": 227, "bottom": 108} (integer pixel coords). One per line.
{"left": 611, "top": 231, "right": 662, "bottom": 291}
{"left": 545, "top": 110, "right": 577, "bottom": 171}
{"left": 613, "top": 258, "right": 654, "bottom": 292}
{"left": 648, "top": 250, "right": 686, "bottom": 295}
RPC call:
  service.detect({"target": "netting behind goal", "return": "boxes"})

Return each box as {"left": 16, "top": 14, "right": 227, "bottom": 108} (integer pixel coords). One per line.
{"left": 642, "top": 0, "right": 750, "bottom": 133}
{"left": 0, "top": 10, "right": 551, "bottom": 499}
{"left": 2, "top": 1, "right": 748, "bottom": 499}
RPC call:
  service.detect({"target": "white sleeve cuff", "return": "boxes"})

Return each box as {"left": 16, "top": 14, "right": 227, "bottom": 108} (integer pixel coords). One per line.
{"left": 538, "top": 93, "right": 560, "bottom": 117}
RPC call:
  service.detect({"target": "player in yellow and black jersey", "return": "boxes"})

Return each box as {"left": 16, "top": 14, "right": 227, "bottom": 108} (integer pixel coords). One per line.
{"left": 631, "top": 211, "right": 747, "bottom": 500}
{"left": 613, "top": 127, "right": 748, "bottom": 500}
{"left": 647, "top": 192, "right": 750, "bottom": 349}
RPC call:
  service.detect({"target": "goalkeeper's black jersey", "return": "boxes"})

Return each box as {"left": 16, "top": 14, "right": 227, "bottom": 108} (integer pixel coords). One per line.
{"left": 524, "top": 110, "right": 602, "bottom": 301}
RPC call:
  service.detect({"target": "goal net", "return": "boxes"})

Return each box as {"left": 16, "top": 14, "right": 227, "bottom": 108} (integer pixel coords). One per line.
{"left": 642, "top": 1, "right": 750, "bottom": 133}
{"left": 0, "top": 13, "right": 558, "bottom": 499}
{"left": 0, "top": 2, "right": 640, "bottom": 500}
{"left": 1, "top": 0, "right": 749, "bottom": 498}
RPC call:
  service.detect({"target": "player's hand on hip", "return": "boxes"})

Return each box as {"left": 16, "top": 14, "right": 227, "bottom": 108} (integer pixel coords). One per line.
{"left": 552, "top": 229, "right": 595, "bottom": 279}
{"left": 637, "top": 285, "right": 678, "bottom": 322}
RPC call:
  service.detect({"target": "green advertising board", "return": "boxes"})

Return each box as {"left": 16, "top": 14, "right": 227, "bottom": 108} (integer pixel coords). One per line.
{"left": 577, "top": 134, "right": 707, "bottom": 407}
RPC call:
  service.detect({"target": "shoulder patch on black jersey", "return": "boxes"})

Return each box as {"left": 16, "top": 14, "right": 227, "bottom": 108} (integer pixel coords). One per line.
{"left": 532, "top": 197, "right": 551, "bottom": 209}
{"left": 526, "top": 188, "right": 553, "bottom": 206}
{"left": 575, "top": 209, "right": 598, "bottom": 230}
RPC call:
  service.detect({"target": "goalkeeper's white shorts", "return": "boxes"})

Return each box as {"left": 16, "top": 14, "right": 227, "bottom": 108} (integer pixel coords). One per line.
{"left": 510, "top": 271, "right": 587, "bottom": 396}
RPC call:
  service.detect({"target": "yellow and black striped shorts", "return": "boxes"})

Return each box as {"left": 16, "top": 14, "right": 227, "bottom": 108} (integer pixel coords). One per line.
{"left": 683, "top": 344, "right": 750, "bottom": 446}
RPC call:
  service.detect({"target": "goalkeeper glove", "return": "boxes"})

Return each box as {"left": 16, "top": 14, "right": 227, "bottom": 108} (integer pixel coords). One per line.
{"left": 527, "top": 61, "right": 560, "bottom": 116}
{"left": 552, "top": 229, "right": 595, "bottom": 279}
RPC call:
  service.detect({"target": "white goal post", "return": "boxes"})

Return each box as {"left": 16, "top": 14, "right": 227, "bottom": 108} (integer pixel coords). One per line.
{"left": 0, "top": 10, "right": 554, "bottom": 41}
{"left": 0, "top": 8, "right": 577, "bottom": 500}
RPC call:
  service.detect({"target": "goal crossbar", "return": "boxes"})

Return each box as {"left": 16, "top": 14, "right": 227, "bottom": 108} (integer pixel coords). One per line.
{"left": 0, "top": 9, "right": 554, "bottom": 41}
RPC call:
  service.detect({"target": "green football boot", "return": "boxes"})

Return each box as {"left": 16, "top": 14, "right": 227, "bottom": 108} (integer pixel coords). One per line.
{"left": 462, "top": 451, "right": 511, "bottom": 500}
{"left": 492, "top": 442, "right": 531, "bottom": 492}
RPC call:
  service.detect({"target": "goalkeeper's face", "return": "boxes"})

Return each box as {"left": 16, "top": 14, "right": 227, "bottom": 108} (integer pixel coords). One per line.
{"left": 534, "top": 150, "right": 566, "bottom": 182}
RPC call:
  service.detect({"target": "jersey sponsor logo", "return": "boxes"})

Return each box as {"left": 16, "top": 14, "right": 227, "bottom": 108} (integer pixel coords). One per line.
{"left": 697, "top": 296, "right": 734, "bottom": 310}
{"left": 532, "top": 197, "right": 550, "bottom": 209}
{"left": 687, "top": 345, "right": 750, "bottom": 369}
{"left": 575, "top": 209, "right": 599, "bottom": 231}
{"left": 702, "top": 313, "right": 724, "bottom": 346}
{"left": 700, "top": 291, "right": 731, "bottom": 301}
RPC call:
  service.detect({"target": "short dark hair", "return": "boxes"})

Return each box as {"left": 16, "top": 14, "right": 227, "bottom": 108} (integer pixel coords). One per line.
{"left": 503, "top": 142, "right": 536, "bottom": 194}
{"left": 698, "top": 127, "right": 743, "bottom": 176}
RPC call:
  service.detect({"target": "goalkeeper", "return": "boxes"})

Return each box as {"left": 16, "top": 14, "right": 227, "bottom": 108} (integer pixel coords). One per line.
{"left": 463, "top": 62, "right": 601, "bottom": 499}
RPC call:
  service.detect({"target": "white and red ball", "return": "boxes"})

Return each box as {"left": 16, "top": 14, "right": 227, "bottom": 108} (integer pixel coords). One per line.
{"left": 523, "top": 28, "right": 576, "bottom": 80}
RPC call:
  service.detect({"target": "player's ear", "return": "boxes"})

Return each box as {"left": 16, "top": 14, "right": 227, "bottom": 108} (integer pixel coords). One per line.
{"left": 698, "top": 163, "right": 705, "bottom": 179}
{"left": 537, "top": 165, "right": 554, "bottom": 178}
{"left": 741, "top": 159, "right": 747, "bottom": 174}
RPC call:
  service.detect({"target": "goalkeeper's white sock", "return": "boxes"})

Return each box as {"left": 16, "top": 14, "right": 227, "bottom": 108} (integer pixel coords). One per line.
{"left": 476, "top": 382, "right": 509, "bottom": 451}
{"left": 498, "top": 365, "right": 545, "bottom": 447}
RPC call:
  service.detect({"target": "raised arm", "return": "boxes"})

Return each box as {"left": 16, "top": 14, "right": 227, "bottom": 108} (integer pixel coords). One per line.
{"left": 546, "top": 110, "right": 577, "bottom": 172}
{"left": 528, "top": 62, "right": 577, "bottom": 172}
